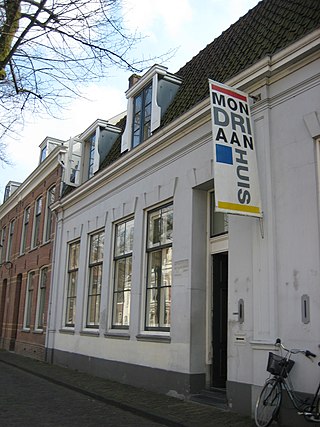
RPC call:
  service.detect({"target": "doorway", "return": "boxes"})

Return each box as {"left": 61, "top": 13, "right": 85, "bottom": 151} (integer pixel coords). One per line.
{"left": 211, "top": 252, "right": 228, "bottom": 388}
{"left": 10, "top": 274, "right": 22, "bottom": 351}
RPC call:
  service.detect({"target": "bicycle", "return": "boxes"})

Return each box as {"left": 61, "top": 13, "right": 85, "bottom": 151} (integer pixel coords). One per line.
{"left": 255, "top": 338, "right": 320, "bottom": 426}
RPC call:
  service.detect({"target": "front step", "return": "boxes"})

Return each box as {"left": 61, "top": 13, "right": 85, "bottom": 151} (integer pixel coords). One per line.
{"left": 190, "top": 388, "right": 228, "bottom": 410}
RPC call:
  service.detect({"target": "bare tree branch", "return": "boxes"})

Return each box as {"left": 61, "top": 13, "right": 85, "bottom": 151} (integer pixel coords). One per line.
{"left": 0, "top": 0, "right": 175, "bottom": 163}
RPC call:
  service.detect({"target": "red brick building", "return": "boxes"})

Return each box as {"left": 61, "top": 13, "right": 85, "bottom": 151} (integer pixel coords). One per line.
{"left": 0, "top": 139, "right": 67, "bottom": 360}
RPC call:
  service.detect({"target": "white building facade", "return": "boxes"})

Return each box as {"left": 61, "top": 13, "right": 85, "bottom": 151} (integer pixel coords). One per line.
{"left": 47, "top": 1, "right": 320, "bottom": 423}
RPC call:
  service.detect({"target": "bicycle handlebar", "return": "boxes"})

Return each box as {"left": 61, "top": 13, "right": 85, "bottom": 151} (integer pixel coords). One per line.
{"left": 275, "top": 338, "right": 317, "bottom": 359}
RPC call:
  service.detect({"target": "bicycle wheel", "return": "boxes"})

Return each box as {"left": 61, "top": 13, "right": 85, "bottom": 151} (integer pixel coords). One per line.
{"left": 255, "top": 378, "right": 282, "bottom": 427}
{"left": 304, "top": 397, "right": 320, "bottom": 423}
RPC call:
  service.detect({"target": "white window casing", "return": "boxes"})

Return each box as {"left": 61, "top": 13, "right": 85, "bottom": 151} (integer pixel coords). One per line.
{"left": 121, "top": 98, "right": 133, "bottom": 153}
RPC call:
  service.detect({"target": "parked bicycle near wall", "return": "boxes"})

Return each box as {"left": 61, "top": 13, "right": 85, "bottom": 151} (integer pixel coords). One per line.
{"left": 255, "top": 338, "right": 320, "bottom": 426}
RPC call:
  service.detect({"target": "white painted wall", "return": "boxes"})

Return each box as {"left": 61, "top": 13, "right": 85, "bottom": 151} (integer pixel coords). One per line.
{"left": 48, "top": 117, "right": 214, "bottom": 376}
{"left": 47, "top": 32, "right": 320, "bottom": 409}
{"left": 228, "top": 56, "right": 320, "bottom": 397}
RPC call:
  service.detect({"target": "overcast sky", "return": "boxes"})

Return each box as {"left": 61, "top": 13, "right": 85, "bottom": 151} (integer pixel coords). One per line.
{"left": 0, "top": 0, "right": 261, "bottom": 201}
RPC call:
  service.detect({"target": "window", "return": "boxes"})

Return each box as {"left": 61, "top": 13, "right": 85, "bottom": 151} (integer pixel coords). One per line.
{"left": 121, "top": 65, "right": 182, "bottom": 153}
{"left": 145, "top": 204, "right": 173, "bottom": 331}
{"left": 3, "top": 181, "right": 20, "bottom": 202}
{"left": 112, "top": 219, "right": 134, "bottom": 328}
{"left": 210, "top": 191, "right": 228, "bottom": 237}
{"left": 132, "top": 82, "right": 152, "bottom": 148}
{"left": 87, "top": 133, "right": 96, "bottom": 180}
{"left": 86, "top": 231, "right": 104, "bottom": 328}
{"left": 20, "top": 207, "right": 30, "bottom": 254}
{"left": 0, "top": 227, "right": 6, "bottom": 263}
{"left": 69, "top": 139, "right": 82, "bottom": 185}
{"left": 40, "top": 145, "right": 47, "bottom": 162}
{"left": 65, "top": 121, "right": 121, "bottom": 187}
{"left": 24, "top": 271, "right": 35, "bottom": 329}
{"left": 32, "top": 197, "right": 42, "bottom": 247}
{"left": 36, "top": 267, "right": 48, "bottom": 329}
{"left": 65, "top": 241, "right": 80, "bottom": 327}
{"left": 6, "top": 220, "right": 15, "bottom": 260}
{"left": 44, "top": 186, "right": 55, "bottom": 242}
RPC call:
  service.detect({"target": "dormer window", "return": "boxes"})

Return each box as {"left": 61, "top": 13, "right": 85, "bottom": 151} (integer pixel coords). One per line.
{"left": 132, "top": 82, "right": 152, "bottom": 148}
{"left": 39, "top": 137, "right": 65, "bottom": 164}
{"left": 3, "top": 181, "right": 21, "bottom": 203}
{"left": 121, "top": 65, "right": 182, "bottom": 153}
{"left": 65, "top": 119, "right": 122, "bottom": 187}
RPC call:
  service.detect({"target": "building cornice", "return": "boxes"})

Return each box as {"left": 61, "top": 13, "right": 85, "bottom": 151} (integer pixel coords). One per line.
{"left": 0, "top": 145, "right": 67, "bottom": 218}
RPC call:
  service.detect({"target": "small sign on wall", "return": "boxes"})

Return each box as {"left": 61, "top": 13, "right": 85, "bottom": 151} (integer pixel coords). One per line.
{"left": 209, "top": 79, "right": 262, "bottom": 217}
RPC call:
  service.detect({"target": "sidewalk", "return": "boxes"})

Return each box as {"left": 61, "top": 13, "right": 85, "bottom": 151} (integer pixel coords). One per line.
{"left": 0, "top": 350, "right": 254, "bottom": 427}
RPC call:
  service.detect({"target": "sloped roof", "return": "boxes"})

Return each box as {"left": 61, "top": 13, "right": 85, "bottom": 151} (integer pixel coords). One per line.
{"left": 161, "top": 0, "right": 320, "bottom": 125}
{"left": 98, "top": 0, "right": 320, "bottom": 173}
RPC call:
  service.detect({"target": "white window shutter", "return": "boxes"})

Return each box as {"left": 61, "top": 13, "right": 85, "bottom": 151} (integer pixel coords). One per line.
{"left": 121, "top": 98, "right": 133, "bottom": 153}
{"left": 65, "top": 138, "right": 82, "bottom": 186}
{"left": 151, "top": 74, "right": 161, "bottom": 132}
{"left": 93, "top": 128, "right": 100, "bottom": 174}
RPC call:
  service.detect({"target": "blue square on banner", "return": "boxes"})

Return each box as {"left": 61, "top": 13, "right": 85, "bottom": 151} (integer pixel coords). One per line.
{"left": 216, "top": 144, "right": 233, "bottom": 165}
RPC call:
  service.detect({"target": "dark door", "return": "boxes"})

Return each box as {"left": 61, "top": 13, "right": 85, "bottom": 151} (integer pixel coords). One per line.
{"left": 212, "top": 252, "right": 228, "bottom": 388}
{"left": 0, "top": 279, "right": 7, "bottom": 338}
{"left": 10, "top": 274, "right": 22, "bottom": 351}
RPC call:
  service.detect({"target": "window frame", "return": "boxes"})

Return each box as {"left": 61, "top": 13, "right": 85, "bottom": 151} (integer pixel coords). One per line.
{"left": 65, "top": 240, "right": 80, "bottom": 328}
{"left": 20, "top": 206, "right": 30, "bottom": 254}
{"left": 131, "top": 82, "right": 152, "bottom": 148}
{"left": 6, "top": 220, "right": 15, "bottom": 261}
{"left": 145, "top": 203, "right": 173, "bottom": 332}
{"left": 35, "top": 266, "right": 48, "bottom": 330}
{"left": 111, "top": 218, "right": 134, "bottom": 329}
{"left": 0, "top": 226, "right": 6, "bottom": 263}
{"left": 40, "top": 145, "right": 47, "bottom": 163}
{"left": 44, "top": 186, "right": 56, "bottom": 242}
{"left": 32, "top": 197, "right": 42, "bottom": 248}
{"left": 86, "top": 132, "right": 96, "bottom": 180}
{"left": 210, "top": 191, "right": 229, "bottom": 238}
{"left": 24, "top": 271, "right": 35, "bottom": 330}
{"left": 85, "top": 230, "right": 104, "bottom": 329}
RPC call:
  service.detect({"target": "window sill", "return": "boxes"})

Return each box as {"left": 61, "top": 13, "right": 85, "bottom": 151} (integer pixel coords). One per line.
{"left": 59, "top": 328, "right": 75, "bottom": 335}
{"left": 33, "top": 329, "right": 44, "bottom": 334}
{"left": 80, "top": 330, "right": 100, "bottom": 337}
{"left": 21, "top": 328, "right": 30, "bottom": 333}
{"left": 136, "top": 334, "right": 171, "bottom": 343}
{"left": 104, "top": 331, "right": 130, "bottom": 340}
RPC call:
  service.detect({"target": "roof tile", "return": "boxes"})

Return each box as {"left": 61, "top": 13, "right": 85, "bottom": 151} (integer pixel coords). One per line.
{"left": 161, "top": 0, "right": 320, "bottom": 126}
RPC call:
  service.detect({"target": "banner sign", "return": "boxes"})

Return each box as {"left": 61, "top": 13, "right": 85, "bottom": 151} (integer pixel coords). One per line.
{"left": 209, "top": 79, "right": 262, "bottom": 217}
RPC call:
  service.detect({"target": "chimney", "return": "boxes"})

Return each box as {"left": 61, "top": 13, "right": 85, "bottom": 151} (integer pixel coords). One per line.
{"left": 128, "top": 74, "right": 141, "bottom": 89}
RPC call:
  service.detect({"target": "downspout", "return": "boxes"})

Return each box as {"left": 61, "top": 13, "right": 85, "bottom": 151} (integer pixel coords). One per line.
{"left": 45, "top": 205, "right": 64, "bottom": 363}
{"left": 315, "top": 137, "right": 320, "bottom": 220}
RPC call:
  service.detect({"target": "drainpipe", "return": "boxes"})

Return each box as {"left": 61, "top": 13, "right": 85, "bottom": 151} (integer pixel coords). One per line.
{"left": 45, "top": 204, "right": 64, "bottom": 363}
{"left": 315, "top": 137, "right": 320, "bottom": 220}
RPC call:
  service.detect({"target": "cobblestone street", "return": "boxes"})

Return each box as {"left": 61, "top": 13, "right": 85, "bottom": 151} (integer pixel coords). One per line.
{"left": 0, "top": 362, "right": 167, "bottom": 427}
{"left": 0, "top": 351, "right": 254, "bottom": 427}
